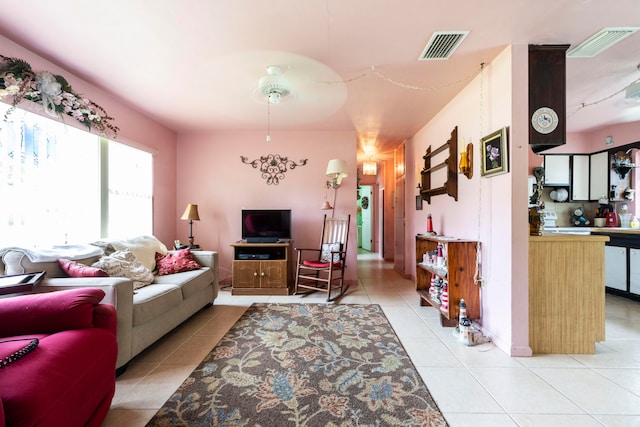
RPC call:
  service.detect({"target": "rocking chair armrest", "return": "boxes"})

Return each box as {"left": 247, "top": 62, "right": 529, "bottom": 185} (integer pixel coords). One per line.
{"left": 294, "top": 248, "right": 322, "bottom": 253}
{"left": 295, "top": 248, "right": 321, "bottom": 263}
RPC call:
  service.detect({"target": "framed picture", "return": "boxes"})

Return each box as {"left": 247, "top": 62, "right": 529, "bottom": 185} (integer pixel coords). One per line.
{"left": 480, "top": 127, "right": 509, "bottom": 177}
{"left": 415, "top": 195, "right": 423, "bottom": 210}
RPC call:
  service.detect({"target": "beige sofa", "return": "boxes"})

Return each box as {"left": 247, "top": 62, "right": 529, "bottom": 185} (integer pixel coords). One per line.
{"left": 0, "top": 244, "right": 218, "bottom": 371}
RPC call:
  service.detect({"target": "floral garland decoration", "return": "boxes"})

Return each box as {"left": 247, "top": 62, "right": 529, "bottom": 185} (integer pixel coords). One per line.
{"left": 0, "top": 54, "right": 119, "bottom": 137}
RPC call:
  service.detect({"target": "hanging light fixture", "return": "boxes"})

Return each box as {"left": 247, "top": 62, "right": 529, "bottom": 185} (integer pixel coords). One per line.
{"left": 362, "top": 160, "right": 377, "bottom": 175}
{"left": 258, "top": 65, "right": 291, "bottom": 142}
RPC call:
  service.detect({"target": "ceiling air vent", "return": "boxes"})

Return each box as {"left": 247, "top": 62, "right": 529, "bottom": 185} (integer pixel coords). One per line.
{"left": 625, "top": 81, "right": 640, "bottom": 100}
{"left": 419, "top": 31, "right": 470, "bottom": 60}
{"left": 567, "top": 27, "right": 639, "bottom": 58}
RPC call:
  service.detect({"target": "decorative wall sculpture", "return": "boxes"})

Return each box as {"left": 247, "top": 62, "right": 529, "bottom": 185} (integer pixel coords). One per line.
{"left": 241, "top": 154, "right": 308, "bottom": 185}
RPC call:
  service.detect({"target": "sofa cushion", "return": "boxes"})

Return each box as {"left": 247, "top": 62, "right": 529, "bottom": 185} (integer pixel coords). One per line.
{"left": 153, "top": 267, "right": 215, "bottom": 301}
{"left": 132, "top": 284, "right": 183, "bottom": 326}
{"left": 92, "top": 250, "right": 154, "bottom": 289}
{"left": 155, "top": 248, "right": 200, "bottom": 275}
{"left": 58, "top": 258, "right": 109, "bottom": 278}
{"left": 0, "top": 288, "right": 106, "bottom": 336}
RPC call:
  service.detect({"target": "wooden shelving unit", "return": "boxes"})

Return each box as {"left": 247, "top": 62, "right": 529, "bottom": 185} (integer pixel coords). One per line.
{"left": 420, "top": 126, "right": 458, "bottom": 203}
{"left": 415, "top": 235, "right": 479, "bottom": 326}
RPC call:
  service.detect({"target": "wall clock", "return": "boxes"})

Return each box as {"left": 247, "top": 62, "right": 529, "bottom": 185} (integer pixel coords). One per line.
{"left": 531, "top": 107, "right": 559, "bottom": 134}
{"left": 361, "top": 196, "right": 369, "bottom": 209}
{"left": 529, "top": 44, "right": 569, "bottom": 153}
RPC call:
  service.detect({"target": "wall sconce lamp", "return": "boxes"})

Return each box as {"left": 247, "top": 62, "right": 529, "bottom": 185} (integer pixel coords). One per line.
{"left": 459, "top": 142, "right": 473, "bottom": 179}
{"left": 326, "top": 159, "right": 349, "bottom": 189}
{"left": 180, "top": 203, "right": 200, "bottom": 249}
{"left": 324, "top": 159, "right": 348, "bottom": 217}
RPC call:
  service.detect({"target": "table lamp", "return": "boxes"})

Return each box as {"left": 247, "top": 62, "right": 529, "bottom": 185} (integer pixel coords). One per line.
{"left": 180, "top": 204, "right": 200, "bottom": 249}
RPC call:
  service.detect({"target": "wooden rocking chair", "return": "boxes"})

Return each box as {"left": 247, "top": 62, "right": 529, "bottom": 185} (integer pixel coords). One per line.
{"left": 294, "top": 214, "right": 350, "bottom": 301}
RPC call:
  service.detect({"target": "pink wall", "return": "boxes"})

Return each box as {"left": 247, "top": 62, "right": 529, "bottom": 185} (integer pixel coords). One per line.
{"left": 407, "top": 46, "right": 532, "bottom": 356}
{"left": 585, "top": 121, "right": 640, "bottom": 152}
{"left": 529, "top": 122, "right": 640, "bottom": 172}
{"left": 175, "top": 130, "right": 358, "bottom": 284}
{"left": 1, "top": 35, "right": 179, "bottom": 246}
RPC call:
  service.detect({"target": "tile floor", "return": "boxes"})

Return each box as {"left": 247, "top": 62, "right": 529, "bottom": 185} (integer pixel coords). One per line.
{"left": 103, "top": 251, "right": 640, "bottom": 427}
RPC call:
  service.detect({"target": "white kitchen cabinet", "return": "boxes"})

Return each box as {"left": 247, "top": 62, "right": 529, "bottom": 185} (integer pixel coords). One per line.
{"left": 571, "top": 154, "right": 589, "bottom": 201}
{"left": 605, "top": 245, "right": 627, "bottom": 291}
{"left": 630, "top": 248, "right": 640, "bottom": 295}
{"left": 590, "top": 151, "right": 609, "bottom": 201}
{"left": 544, "top": 155, "right": 570, "bottom": 186}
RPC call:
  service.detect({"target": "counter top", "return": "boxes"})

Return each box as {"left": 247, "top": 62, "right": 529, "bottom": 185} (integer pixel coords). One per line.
{"left": 590, "top": 227, "right": 640, "bottom": 235}
{"left": 544, "top": 227, "right": 640, "bottom": 235}
{"left": 532, "top": 234, "right": 610, "bottom": 242}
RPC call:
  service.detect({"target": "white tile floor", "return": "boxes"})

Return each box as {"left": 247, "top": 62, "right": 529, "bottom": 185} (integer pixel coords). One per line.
{"left": 103, "top": 251, "right": 640, "bottom": 427}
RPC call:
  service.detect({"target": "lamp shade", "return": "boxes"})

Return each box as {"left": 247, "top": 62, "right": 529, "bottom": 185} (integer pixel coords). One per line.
{"left": 363, "top": 161, "right": 377, "bottom": 175}
{"left": 326, "top": 159, "right": 348, "bottom": 178}
{"left": 320, "top": 200, "right": 333, "bottom": 210}
{"left": 180, "top": 204, "right": 200, "bottom": 221}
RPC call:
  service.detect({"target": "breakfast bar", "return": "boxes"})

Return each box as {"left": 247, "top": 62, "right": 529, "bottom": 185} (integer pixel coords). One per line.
{"left": 529, "top": 233, "right": 609, "bottom": 354}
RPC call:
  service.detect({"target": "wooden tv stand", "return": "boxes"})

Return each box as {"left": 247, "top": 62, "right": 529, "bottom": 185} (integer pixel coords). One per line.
{"left": 230, "top": 241, "right": 293, "bottom": 295}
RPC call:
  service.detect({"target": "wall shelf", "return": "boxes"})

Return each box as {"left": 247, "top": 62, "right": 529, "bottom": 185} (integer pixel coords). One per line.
{"left": 420, "top": 126, "right": 458, "bottom": 203}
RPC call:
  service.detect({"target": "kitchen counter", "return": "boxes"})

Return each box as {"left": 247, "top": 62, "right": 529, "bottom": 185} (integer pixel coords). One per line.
{"left": 529, "top": 234, "right": 609, "bottom": 353}
{"left": 536, "top": 232, "right": 609, "bottom": 241}
{"left": 544, "top": 227, "right": 640, "bottom": 235}
{"left": 591, "top": 227, "right": 640, "bottom": 235}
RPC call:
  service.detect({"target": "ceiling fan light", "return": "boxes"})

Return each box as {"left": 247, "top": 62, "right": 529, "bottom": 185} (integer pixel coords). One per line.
{"left": 258, "top": 65, "right": 291, "bottom": 103}
{"left": 268, "top": 92, "right": 282, "bottom": 103}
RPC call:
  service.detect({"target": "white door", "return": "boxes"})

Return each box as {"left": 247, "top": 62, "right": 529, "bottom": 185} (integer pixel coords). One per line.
{"left": 590, "top": 152, "right": 609, "bottom": 200}
{"left": 630, "top": 248, "right": 640, "bottom": 295}
{"left": 605, "top": 245, "right": 627, "bottom": 291}
{"left": 543, "top": 155, "right": 570, "bottom": 185}
{"left": 394, "top": 177, "right": 405, "bottom": 274}
{"left": 360, "top": 185, "right": 373, "bottom": 251}
{"left": 571, "top": 155, "right": 589, "bottom": 201}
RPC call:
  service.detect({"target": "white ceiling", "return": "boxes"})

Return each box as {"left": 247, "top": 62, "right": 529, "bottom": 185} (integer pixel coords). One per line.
{"left": 1, "top": 1, "right": 640, "bottom": 159}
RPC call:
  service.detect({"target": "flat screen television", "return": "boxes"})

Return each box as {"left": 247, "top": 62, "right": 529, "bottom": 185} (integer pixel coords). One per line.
{"left": 242, "top": 209, "right": 292, "bottom": 243}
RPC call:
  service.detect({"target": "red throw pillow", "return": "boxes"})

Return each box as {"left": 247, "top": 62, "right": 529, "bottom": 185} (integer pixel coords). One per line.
{"left": 58, "top": 258, "right": 109, "bottom": 278}
{"left": 155, "top": 248, "right": 201, "bottom": 276}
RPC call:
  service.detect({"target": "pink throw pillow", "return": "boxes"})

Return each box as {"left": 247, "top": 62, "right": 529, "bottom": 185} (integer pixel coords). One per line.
{"left": 58, "top": 258, "right": 109, "bottom": 278}
{"left": 155, "top": 248, "right": 201, "bottom": 276}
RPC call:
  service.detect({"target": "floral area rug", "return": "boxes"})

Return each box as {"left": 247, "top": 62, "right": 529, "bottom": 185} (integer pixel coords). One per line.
{"left": 146, "top": 303, "right": 448, "bottom": 427}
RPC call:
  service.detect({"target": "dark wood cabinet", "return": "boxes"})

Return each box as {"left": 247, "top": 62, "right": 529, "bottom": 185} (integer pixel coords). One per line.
{"left": 529, "top": 44, "right": 569, "bottom": 153}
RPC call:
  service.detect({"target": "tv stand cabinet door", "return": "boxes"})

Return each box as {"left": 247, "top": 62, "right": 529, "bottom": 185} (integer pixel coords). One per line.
{"left": 232, "top": 261, "right": 260, "bottom": 288}
{"left": 261, "top": 260, "right": 287, "bottom": 289}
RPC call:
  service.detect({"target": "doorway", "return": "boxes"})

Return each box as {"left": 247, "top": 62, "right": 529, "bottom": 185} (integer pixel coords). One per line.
{"left": 358, "top": 185, "right": 374, "bottom": 252}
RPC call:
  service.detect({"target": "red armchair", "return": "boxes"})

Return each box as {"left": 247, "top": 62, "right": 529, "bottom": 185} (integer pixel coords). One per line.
{"left": 0, "top": 288, "right": 117, "bottom": 427}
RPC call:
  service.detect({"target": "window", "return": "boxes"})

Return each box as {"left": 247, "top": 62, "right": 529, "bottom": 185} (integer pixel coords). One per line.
{"left": 0, "top": 103, "right": 152, "bottom": 247}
